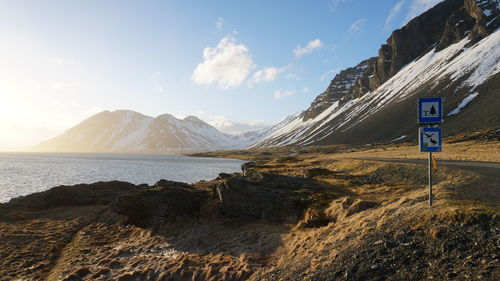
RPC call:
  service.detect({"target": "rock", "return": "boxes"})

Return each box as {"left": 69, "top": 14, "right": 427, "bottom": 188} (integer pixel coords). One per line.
{"left": 241, "top": 162, "right": 257, "bottom": 176}
{"left": 1, "top": 181, "right": 140, "bottom": 211}
{"left": 245, "top": 169, "right": 265, "bottom": 181}
{"left": 216, "top": 173, "right": 233, "bottom": 180}
{"left": 302, "top": 58, "right": 374, "bottom": 120}
{"left": 295, "top": 208, "right": 331, "bottom": 229}
{"left": 111, "top": 185, "right": 204, "bottom": 227}
{"left": 216, "top": 174, "right": 322, "bottom": 222}
{"left": 154, "top": 179, "right": 190, "bottom": 188}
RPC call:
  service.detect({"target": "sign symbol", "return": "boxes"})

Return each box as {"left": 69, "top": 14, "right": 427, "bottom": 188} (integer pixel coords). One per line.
{"left": 418, "top": 97, "right": 443, "bottom": 124}
{"left": 424, "top": 105, "right": 437, "bottom": 116}
{"left": 423, "top": 132, "right": 437, "bottom": 145}
{"left": 419, "top": 127, "right": 442, "bottom": 152}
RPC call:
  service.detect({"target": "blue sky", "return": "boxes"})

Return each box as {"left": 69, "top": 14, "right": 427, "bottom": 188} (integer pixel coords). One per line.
{"left": 0, "top": 0, "right": 443, "bottom": 149}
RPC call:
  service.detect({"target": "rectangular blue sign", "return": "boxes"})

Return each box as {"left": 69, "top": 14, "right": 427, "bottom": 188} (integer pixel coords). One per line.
{"left": 419, "top": 127, "right": 442, "bottom": 152}
{"left": 418, "top": 97, "right": 443, "bottom": 124}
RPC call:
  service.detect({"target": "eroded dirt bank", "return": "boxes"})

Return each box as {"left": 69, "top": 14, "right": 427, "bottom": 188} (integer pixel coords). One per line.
{"left": 0, "top": 147, "right": 498, "bottom": 280}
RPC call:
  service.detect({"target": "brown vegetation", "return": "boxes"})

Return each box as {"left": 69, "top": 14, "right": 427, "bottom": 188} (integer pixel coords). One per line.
{"left": 0, "top": 140, "right": 498, "bottom": 280}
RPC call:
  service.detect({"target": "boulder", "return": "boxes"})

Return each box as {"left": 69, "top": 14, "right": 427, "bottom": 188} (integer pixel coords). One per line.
{"left": 216, "top": 173, "right": 233, "bottom": 180}
{"left": 1, "top": 181, "right": 140, "bottom": 211}
{"left": 154, "top": 179, "right": 190, "bottom": 188}
{"left": 216, "top": 173, "right": 323, "bottom": 222}
{"left": 241, "top": 162, "right": 257, "bottom": 176}
{"left": 111, "top": 185, "right": 204, "bottom": 227}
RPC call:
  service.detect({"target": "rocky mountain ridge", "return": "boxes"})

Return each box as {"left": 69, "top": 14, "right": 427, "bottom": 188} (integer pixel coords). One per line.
{"left": 255, "top": 0, "right": 500, "bottom": 147}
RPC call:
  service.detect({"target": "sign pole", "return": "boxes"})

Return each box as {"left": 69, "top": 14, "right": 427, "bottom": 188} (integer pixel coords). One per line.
{"left": 428, "top": 152, "right": 433, "bottom": 207}
{"left": 418, "top": 97, "right": 442, "bottom": 208}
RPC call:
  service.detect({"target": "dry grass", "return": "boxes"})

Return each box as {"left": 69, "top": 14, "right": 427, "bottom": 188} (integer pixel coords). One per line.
{"left": 190, "top": 139, "right": 499, "bottom": 163}
{"left": 335, "top": 140, "right": 500, "bottom": 162}
{"left": 2, "top": 140, "right": 499, "bottom": 280}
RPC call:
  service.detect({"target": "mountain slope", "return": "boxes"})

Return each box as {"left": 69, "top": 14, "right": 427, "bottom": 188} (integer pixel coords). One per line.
{"left": 35, "top": 110, "right": 248, "bottom": 152}
{"left": 255, "top": 0, "right": 500, "bottom": 147}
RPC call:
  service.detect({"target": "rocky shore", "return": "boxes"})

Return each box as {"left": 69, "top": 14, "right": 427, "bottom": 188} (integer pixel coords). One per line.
{"left": 0, "top": 149, "right": 498, "bottom": 280}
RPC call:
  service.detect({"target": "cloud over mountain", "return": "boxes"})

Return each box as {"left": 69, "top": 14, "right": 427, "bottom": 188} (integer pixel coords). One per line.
{"left": 192, "top": 36, "right": 255, "bottom": 89}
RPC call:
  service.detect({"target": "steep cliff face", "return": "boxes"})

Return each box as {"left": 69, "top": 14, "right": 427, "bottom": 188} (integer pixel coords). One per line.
{"left": 437, "top": 0, "right": 499, "bottom": 49}
{"left": 303, "top": 58, "right": 374, "bottom": 121}
{"left": 368, "top": 0, "right": 464, "bottom": 91}
{"left": 363, "top": 0, "right": 499, "bottom": 96}
{"left": 255, "top": 0, "right": 500, "bottom": 147}
{"left": 304, "top": 0, "right": 471, "bottom": 122}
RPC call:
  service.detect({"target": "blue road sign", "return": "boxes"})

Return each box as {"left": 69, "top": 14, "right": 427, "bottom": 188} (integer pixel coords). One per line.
{"left": 419, "top": 127, "right": 442, "bottom": 152}
{"left": 418, "top": 97, "right": 443, "bottom": 124}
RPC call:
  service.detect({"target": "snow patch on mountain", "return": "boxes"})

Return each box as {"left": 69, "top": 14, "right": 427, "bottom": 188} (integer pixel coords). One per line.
{"left": 447, "top": 92, "right": 479, "bottom": 116}
{"left": 256, "top": 29, "right": 500, "bottom": 147}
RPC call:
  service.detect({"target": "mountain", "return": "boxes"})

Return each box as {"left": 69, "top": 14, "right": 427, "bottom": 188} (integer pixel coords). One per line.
{"left": 35, "top": 110, "right": 249, "bottom": 152}
{"left": 255, "top": 0, "right": 500, "bottom": 147}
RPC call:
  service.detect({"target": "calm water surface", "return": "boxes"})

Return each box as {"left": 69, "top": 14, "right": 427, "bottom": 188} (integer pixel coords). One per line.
{"left": 0, "top": 153, "right": 244, "bottom": 203}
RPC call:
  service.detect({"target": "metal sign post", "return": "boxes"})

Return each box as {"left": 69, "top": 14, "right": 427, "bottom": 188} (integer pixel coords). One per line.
{"left": 428, "top": 152, "right": 433, "bottom": 206}
{"left": 418, "top": 98, "right": 443, "bottom": 207}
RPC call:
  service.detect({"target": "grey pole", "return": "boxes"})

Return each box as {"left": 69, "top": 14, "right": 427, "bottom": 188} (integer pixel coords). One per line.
{"left": 428, "top": 152, "right": 433, "bottom": 207}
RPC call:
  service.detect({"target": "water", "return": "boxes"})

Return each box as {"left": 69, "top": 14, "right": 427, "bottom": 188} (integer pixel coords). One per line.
{"left": 0, "top": 153, "right": 244, "bottom": 203}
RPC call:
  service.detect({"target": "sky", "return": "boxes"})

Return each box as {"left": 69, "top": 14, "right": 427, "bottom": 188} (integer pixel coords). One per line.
{"left": 0, "top": 0, "right": 444, "bottom": 150}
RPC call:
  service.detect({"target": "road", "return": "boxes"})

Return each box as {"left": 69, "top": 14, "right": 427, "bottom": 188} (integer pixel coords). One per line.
{"left": 353, "top": 158, "right": 500, "bottom": 169}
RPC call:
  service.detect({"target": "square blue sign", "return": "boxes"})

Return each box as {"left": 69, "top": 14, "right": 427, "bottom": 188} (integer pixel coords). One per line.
{"left": 419, "top": 127, "right": 442, "bottom": 152}
{"left": 418, "top": 97, "right": 443, "bottom": 124}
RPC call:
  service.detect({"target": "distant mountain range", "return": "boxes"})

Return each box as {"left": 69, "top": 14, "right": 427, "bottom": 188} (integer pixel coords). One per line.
{"left": 34, "top": 110, "right": 295, "bottom": 152}
{"left": 35, "top": 0, "right": 499, "bottom": 152}
{"left": 35, "top": 110, "right": 247, "bottom": 152}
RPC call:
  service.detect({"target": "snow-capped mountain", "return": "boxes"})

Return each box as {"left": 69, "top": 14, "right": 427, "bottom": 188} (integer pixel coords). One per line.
{"left": 35, "top": 110, "right": 250, "bottom": 152}
{"left": 255, "top": 0, "right": 500, "bottom": 147}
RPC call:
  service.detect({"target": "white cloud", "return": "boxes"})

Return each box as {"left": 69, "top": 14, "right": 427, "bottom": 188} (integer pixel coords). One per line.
{"left": 207, "top": 115, "right": 268, "bottom": 135}
{"left": 405, "top": 0, "right": 444, "bottom": 23}
{"left": 274, "top": 89, "right": 295, "bottom": 100}
{"left": 348, "top": 18, "right": 367, "bottom": 35}
{"left": 192, "top": 36, "right": 255, "bottom": 89}
{"left": 249, "top": 67, "right": 283, "bottom": 85}
{"left": 302, "top": 87, "right": 310, "bottom": 93}
{"left": 320, "top": 68, "right": 341, "bottom": 81}
{"left": 385, "top": 0, "right": 406, "bottom": 29}
{"left": 215, "top": 17, "right": 224, "bottom": 30}
{"left": 293, "top": 39, "right": 323, "bottom": 58}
